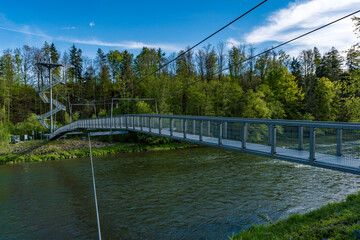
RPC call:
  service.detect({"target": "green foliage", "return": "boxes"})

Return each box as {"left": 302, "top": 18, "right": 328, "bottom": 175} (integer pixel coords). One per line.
{"left": 98, "top": 109, "right": 108, "bottom": 117}
{"left": 135, "top": 101, "right": 154, "bottom": 114}
{"left": 313, "top": 77, "right": 337, "bottom": 121}
{"left": 0, "top": 140, "right": 190, "bottom": 164}
{"left": 2, "top": 17, "right": 360, "bottom": 134}
{"left": 136, "top": 133, "right": 172, "bottom": 145}
{"left": 0, "top": 121, "right": 10, "bottom": 148}
{"left": 241, "top": 88, "right": 272, "bottom": 119}
{"left": 14, "top": 113, "right": 44, "bottom": 136}
{"left": 230, "top": 191, "right": 360, "bottom": 240}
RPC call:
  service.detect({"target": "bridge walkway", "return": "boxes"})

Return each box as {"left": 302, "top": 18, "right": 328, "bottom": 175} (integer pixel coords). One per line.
{"left": 49, "top": 114, "right": 360, "bottom": 175}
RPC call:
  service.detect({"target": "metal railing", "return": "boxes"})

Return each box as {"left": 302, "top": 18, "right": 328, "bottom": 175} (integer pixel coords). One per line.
{"left": 35, "top": 75, "right": 65, "bottom": 93}
{"left": 49, "top": 114, "right": 360, "bottom": 175}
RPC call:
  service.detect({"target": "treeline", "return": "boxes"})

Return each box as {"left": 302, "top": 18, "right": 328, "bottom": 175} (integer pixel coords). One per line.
{"left": 0, "top": 18, "right": 360, "bottom": 144}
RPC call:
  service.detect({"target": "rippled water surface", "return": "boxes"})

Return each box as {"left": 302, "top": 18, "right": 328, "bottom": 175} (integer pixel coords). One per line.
{"left": 1, "top": 147, "right": 360, "bottom": 239}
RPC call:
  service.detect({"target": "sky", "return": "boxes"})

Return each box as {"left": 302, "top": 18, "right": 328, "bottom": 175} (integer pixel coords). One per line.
{"left": 0, "top": 0, "right": 359, "bottom": 59}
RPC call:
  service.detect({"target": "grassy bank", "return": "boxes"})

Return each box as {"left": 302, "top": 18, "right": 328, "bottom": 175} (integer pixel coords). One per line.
{"left": 230, "top": 191, "right": 360, "bottom": 240}
{"left": 0, "top": 139, "right": 192, "bottom": 164}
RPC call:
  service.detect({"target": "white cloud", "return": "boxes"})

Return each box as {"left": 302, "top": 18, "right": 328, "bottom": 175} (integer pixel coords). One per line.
{"left": 243, "top": 0, "right": 360, "bottom": 56}
{"left": 226, "top": 37, "right": 242, "bottom": 49}
{"left": 89, "top": 21, "right": 95, "bottom": 27}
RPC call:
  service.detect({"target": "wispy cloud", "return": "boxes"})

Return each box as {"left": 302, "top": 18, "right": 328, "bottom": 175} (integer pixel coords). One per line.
{"left": 62, "top": 26, "right": 76, "bottom": 30}
{"left": 0, "top": 24, "right": 181, "bottom": 52}
{"left": 239, "top": 0, "right": 359, "bottom": 55}
{"left": 59, "top": 37, "right": 181, "bottom": 51}
{"left": 0, "top": 26, "right": 50, "bottom": 38}
{"left": 89, "top": 21, "right": 95, "bottom": 27}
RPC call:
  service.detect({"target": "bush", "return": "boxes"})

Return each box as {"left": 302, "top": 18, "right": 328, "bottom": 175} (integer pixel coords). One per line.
{"left": 14, "top": 113, "right": 45, "bottom": 136}
{"left": 136, "top": 133, "right": 172, "bottom": 145}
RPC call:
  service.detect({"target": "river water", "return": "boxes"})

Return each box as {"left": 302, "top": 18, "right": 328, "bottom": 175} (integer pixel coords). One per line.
{"left": 1, "top": 147, "right": 360, "bottom": 239}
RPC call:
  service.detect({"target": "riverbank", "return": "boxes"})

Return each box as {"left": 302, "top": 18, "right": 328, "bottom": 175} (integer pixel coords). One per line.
{"left": 0, "top": 139, "right": 193, "bottom": 164}
{"left": 230, "top": 190, "right": 360, "bottom": 240}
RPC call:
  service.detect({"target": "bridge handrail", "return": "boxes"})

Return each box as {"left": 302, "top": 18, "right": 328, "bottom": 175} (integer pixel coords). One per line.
{"left": 119, "top": 114, "right": 360, "bottom": 130}
{"left": 49, "top": 114, "right": 360, "bottom": 140}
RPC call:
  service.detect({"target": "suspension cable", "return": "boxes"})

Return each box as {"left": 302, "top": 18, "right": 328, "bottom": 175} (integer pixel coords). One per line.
{"left": 156, "top": 9, "right": 360, "bottom": 100}
{"left": 89, "top": 0, "right": 268, "bottom": 103}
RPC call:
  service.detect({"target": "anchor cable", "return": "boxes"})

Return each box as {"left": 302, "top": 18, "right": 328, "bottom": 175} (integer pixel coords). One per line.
{"left": 88, "top": 134, "right": 102, "bottom": 240}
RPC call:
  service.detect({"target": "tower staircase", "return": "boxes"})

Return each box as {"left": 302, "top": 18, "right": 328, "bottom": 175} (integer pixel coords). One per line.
{"left": 36, "top": 72, "right": 66, "bottom": 130}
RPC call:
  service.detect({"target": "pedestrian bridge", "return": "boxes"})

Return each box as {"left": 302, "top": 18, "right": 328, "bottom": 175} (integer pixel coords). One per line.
{"left": 50, "top": 114, "right": 360, "bottom": 175}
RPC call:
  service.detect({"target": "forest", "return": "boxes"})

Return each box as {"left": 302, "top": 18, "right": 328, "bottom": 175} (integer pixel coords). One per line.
{"left": 0, "top": 17, "right": 359, "bottom": 145}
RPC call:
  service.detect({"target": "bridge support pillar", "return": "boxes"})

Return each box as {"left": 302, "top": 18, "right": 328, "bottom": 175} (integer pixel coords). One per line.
{"left": 149, "top": 117, "right": 152, "bottom": 132}
{"left": 224, "top": 122, "right": 227, "bottom": 139}
{"left": 298, "top": 126, "right": 304, "bottom": 150}
{"left": 125, "top": 116, "right": 128, "bottom": 130}
{"left": 140, "top": 116, "right": 143, "bottom": 132}
{"left": 242, "top": 123, "right": 247, "bottom": 151}
{"left": 133, "top": 116, "right": 135, "bottom": 130}
{"left": 218, "top": 122, "right": 223, "bottom": 146}
{"left": 268, "top": 125, "right": 272, "bottom": 146}
{"left": 199, "top": 120, "right": 203, "bottom": 142}
{"left": 271, "top": 125, "right": 277, "bottom": 156}
{"left": 337, "top": 128, "right": 342, "bottom": 156}
{"left": 159, "top": 117, "right": 162, "bottom": 135}
{"left": 193, "top": 120, "right": 196, "bottom": 135}
{"left": 309, "top": 127, "right": 316, "bottom": 162}
{"left": 183, "top": 119, "right": 187, "bottom": 139}
{"left": 170, "top": 118, "right": 173, "bottom": 136}
{"left": 207, "top": 121, "right": 210, "bottom": 136}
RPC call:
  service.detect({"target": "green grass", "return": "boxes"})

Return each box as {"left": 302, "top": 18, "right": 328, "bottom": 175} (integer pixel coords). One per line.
{"left": 0, "top": 141, "right": 192, "bottom": 164}
{"left": 230, "top": 191, "right": 360, "bottom": 240}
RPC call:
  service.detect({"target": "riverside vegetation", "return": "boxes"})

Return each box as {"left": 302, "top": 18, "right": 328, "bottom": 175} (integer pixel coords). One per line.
{"left": 230, "top": 191, "right": 360, "bottom": 240}
{"left": 0, "top": 133, "right": 192, "bottom": 164}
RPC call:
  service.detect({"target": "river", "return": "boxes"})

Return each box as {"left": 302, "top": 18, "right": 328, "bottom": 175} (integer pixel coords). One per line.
{"left": 1, "top": 147, "right": 360, "bottom": 239}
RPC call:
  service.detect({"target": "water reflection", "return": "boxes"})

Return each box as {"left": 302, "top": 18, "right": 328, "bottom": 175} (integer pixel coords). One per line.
{"left": 1, "top": 147, "right": 360, "bottom": 239}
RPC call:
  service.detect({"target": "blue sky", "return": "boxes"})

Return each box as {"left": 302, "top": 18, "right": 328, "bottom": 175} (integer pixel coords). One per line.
{"left": 0, "top": 0, "right": 359, "bottom": 59}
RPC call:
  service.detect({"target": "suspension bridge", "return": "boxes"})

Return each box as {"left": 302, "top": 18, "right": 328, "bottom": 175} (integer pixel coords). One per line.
{"left": 47, "top": 114, "right": 360, "bottom": 175}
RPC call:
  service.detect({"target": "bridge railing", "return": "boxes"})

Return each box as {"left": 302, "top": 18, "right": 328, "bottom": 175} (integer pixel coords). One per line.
{"left": 49, "top": 114, "right": 360, "bottom": 173}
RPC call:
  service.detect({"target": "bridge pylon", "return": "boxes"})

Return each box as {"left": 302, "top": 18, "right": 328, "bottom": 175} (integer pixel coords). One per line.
{"left": 35, "top": 60, "right": 66, "bottom": 133}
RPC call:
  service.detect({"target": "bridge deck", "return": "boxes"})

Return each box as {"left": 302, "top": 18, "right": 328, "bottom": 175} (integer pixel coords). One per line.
{"left": 133, "top": 127, "right": 360, "bottom": 171}
{"left": 49, "top": 114, "right": 360, "bottom": 175}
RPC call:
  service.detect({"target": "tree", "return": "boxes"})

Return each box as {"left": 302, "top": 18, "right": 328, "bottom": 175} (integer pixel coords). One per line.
{"left": 69, "top": 44, "right": 83, "bottom": 83}
{"left": 107, "top": 50, "right": 122, "bottom": 84}
{"left": 241, "top": 89, "right": 272, "bottom": 119}
{"left": 228, "top": 45, "right": 246, "bottom": 89}
{"left": 0, "top": 50, "right": 16, "bottom": 123}
{"left": 316, "top": 47, "right": 343, "bottom": 81}
{"left": 290, "top": 57, "right": 303, "bottom": 88}
{"left": 217, "top": 42, "right": 226, "bottom": 79}
{"left": 120, "top": 50, "right": 135, "bottom": 97}
{"left": 346, "top": 45, "right": 360, "bottom": 72}
{"left": 50, "top": 43, "right": 60, "bottom": 76}
{"left": 313, "top": 77, "right": 337, "bottom": 121}
{"left": 203, "top": 44, "right": 217, "bottom": 82}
